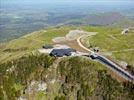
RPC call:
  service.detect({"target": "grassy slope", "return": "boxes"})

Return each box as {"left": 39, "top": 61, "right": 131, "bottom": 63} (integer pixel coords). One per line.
{"left": 1, "top": 54, "right": 133, "bottom": 100}
{"left": 0, "top": 26, "right": 133, "bottom": 99}
{"left": 0, "top": 26, "right": 76, "bottom": 63}
{"left": 0, "top": 25, "right": 133, "bottom": 66}
{"left": 82, "top": 26, "right": 134, "bottom": 66}
{"left": 111, "top": 18, "right": 134, "bottom": 28}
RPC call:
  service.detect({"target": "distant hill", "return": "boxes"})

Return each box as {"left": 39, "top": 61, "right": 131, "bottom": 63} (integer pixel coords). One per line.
{"left": 66, "top": 12, "right": 134, "bottom": 27}
{"left": 84, "top": 12, "right": 124, "bottom": 25}
{"left": 0, "top": 11, "right": 134, "bottom": 42}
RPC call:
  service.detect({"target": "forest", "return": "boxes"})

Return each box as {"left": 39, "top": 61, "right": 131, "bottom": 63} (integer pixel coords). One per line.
{"left": 0, "top": 54, "right": 133, "bottom": 100}
{"left": 0, "top": 54, "right": 56, "bottom": 100}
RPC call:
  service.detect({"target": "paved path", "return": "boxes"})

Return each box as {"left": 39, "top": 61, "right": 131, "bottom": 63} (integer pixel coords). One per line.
{"left": 77, "top": 35, "right": 134, "bottom": 82}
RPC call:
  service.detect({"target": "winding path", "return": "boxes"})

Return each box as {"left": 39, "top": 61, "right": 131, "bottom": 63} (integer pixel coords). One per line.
{"left": 77, "top": 35, "right": 134, "bottom": 82}
{"left": 77, "top": 35, "right": 94, "bottom": 53}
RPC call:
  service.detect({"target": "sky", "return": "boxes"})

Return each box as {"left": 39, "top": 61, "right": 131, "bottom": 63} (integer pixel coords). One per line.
{"left": 1, "top": 0, "right": 133, "bottom": 3}
{"left": 1, "top": 0, "right": 134, "bottom": 6}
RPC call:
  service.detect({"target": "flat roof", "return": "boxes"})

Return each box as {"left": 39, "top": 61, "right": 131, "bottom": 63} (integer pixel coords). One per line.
{"left": 50, "top": 48, "right": 76, "bottom": 57}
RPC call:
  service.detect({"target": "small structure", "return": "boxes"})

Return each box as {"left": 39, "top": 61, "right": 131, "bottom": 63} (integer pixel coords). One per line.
{"left": 39, "top": 44, "right": 71, "bottom": 54}
{"left": 50, "top": 48, "right": 76, "bottom": 57}
{"left": 42, "top": 44, "right": 53, "bottom": 49}
{"left": 120, "top": 61, "right": 128, "bottom": 69}
{"left": 93, "top": 47, "right": 99, "bottom": 52}
{"left": 90, "top": 53, "right": 98, "bottom": 59}
{"left": 122, "top": 28, "right": 129, "bottom": 34}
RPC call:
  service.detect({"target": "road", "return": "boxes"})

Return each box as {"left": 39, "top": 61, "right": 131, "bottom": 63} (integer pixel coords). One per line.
{"left": 77, "top": 35, "right": 134, "bottom": 82}
{"left": 77, "top": 35, "right": 94, "bottom": 53}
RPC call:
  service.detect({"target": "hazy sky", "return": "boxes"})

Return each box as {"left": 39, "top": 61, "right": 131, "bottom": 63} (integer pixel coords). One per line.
{"left": 1, "top": 0, "right": 133, "bottom": 3}
{"left": 1, "top": 0, "right": 134, "bottom": 6}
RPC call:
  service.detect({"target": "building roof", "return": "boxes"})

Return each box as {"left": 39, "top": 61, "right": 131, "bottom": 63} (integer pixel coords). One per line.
{"left": 50, "top": 48, "right": 76, "bottom": 57}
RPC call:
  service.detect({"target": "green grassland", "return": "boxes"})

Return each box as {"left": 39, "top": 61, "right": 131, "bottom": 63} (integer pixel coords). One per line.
{"left": 82, "top": 26, "right": 134, "bottom": 66}
{"left": 0, "top": 26, "right": 134, "bottom": 100}
{"left": 0, "top": 25, "right": 134, "bottom": 67}
{"left": 0, "top": 26, "right": 76, "bottom": 63}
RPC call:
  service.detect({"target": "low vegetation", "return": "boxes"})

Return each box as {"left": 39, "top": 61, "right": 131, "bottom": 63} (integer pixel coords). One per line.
{"left": 56, "top": 57, "right": 134, "bottom": 100}
{"left": 0, "top": 55, "right": 133, "bottom": 100}
{"left": 0, "top": 54, "right": 56, "bottom": 100}
{"left": 82, "top": 26, "right": 134, "bottom": 68}
{"left": 0, "top": 26, "right": 75, "bottom": 63}
{"left": 0, "top": 26, "right": 133, "bottom": 100}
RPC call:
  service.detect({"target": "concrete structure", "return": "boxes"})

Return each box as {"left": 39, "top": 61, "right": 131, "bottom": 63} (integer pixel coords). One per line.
{"left": 120, "top": 61, "right": 128, "bottom": 69}
{"left": 122, "top": 28, "right": 129, "bottom": 34}
{"left": 42, "top": 45, "right": 53, "bottom": 49}
{"left": 38, "top": 44, "right": 70, "bottom": 54}
{"left": 77, "top": 34, "right": 134, "bottom": 82}
{"left": 89, "top": 53, "right": 134, "bottom": 81}
{"left": 50, "top": 48, "right": 76, "bottom": 57}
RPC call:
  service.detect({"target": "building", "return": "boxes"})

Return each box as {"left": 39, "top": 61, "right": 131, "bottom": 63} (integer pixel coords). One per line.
{"left": 93, "top": 47, "right": 99, "bottom": 52}
{"left": 120, "top": 61, "right": 128, "bottom": 69}
{"left": 90, "top": 53, "right": 98, "bottom": 59}
{"left": 50, "top": 48, "right": 76, "bottom": 57}
{"left": 42, "top": 45, "right": 53, "bottom": 49}
{"left": 122, "top": 28, "right": 129, "bottom": 34}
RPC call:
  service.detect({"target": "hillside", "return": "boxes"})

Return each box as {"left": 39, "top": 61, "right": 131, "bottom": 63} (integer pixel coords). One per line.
{"left": 65, "top": 12, "right": 134, "bottom": 27}
{"left": 81, "top": 26, "right": 134, "bottom": 77}
{"left": 0, "top": 26, "right": 75, "bottom": 63}
{"left": 1, "top": 11, "right": 134, "bottom": 42}
{"left": 0, "top": 54, "right": 133, "bottom": 100}
{"left": 1, "top": 1, "right": 134, "bottom": 100}
{"left": 0, "top": 26, "right": 134, "bottom": 68}
{"left": 0, "top": 26, "right": 134, "bottom": 100}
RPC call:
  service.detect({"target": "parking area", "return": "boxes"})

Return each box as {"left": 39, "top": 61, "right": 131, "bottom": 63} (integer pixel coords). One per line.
{"left": 38, "top": 44, "right": 89, "bottom": 57}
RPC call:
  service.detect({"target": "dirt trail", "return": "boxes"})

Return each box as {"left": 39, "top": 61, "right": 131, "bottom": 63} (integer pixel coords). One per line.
{"left": 52, "top": 30, "right": 97, "bottom": 53}
{"left": 58, "top": 40, "right": 89, "bottom": 53}
{"left": 52, "top": 30, "right": 97, "bottom": 43}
